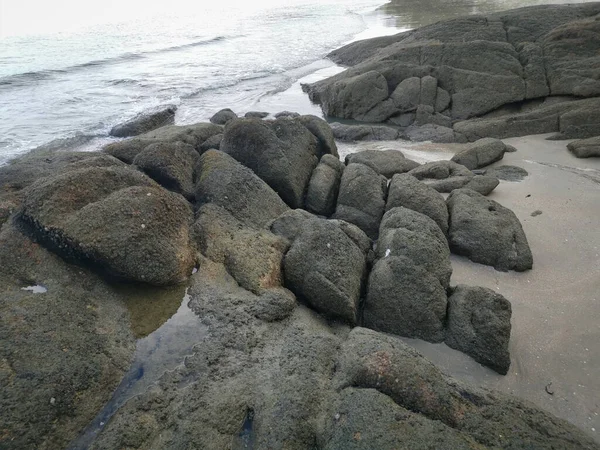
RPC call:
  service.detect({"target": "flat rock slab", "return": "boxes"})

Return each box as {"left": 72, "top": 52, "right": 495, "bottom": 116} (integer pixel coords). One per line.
{"left": 567, "top": 135, "right": 600, "bottom": 158}
{"left": 345, "top": 149, "right": 420, "bottom": 178}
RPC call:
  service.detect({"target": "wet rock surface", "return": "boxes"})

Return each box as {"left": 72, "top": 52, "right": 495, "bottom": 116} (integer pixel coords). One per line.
{"left": 109, "top": 105, "right": 177, "bottom": 138}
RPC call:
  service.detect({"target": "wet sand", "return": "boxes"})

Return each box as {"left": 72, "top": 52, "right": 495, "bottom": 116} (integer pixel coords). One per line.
{"left": 341, "top": 134, "right": 600, "bottom": 441}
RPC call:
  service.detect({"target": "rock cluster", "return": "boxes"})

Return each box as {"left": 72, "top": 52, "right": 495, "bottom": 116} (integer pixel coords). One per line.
{"left": 304, "top": 3, "right": 600, "bottom": 146}
{"left": 1, "top": 14, "right": 595, "bottom": 444}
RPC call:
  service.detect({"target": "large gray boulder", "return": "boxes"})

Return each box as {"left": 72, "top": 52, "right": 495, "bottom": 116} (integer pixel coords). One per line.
{"left": 445, "top": 285, "right": 512, "bottom": 375}
{"left": 305, "top": 154, "right": 344, "bottom": 216}
{"left": 195, "top": 150, "right": 289, "bottom": 229}
{"left": 364, "top": 254, "right": 447, "bottom": 342}
{"left": 284, "top": 220, "right": 366, "bottom": 324}
{"left": 133, "top": 141, "right": 199, "bottom": 200}
{"left": 19, "top": 166, "right": 196, "bottom": 285}
{"left": 463, "top": 174, "right": 500, "bottom": 196}
{"left": 297, "top": 114, "right": 338, "bottom": 158}
{"left": 385, "top": 173, "right": 449, "bottom": 234}
{"left": 345, "top": 150, "right": 420, "bottom": 178}
{"left": 210, "top": 108, "right": 238, "bottom": 125}
{"left": 333, "top": 163, "right": 387, "bottom": 240}
{"left": 447, "top": 188, "right": 533, "bottom": 271}
{"left": 567, "top": 136, "right": 600, "bottom": 158}
{"left": 451, "top": 138, "right": 513, "bottom": 170}
{"left": 376, "top": 207, "right": 452, "bottom": 288}
{"left": 109, "top": 105, "right": 176, "bottom": 138}
{"left": 220, "top": 118, "right": 319, "bottom": 208}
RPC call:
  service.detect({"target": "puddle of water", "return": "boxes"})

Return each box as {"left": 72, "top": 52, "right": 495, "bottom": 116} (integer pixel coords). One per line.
{"left": 68, "top": 286, "right": 208, "bottom": 450}
{"left": 20, "top": 285, "right": 47, "bottom": 294}
{"left": 233, "top": 409, "right": 256, "bottom": 450}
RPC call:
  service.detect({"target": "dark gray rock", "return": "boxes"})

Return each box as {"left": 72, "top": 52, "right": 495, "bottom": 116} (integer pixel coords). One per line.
{"left": 484, "top": 165, "right": 529, "bottom": 181}
{"left": 194, "top": 204, "right": 288, "bottom": 294}
{"left": 446, "top": 285, "right": 512, "bottom": 375}
{"left": 253, "top": 288, "right": 297, "bottom": 322}
{"left": 19, "top": 166, "right": 196, "bottom": 285}
{"left": 274, "top": 110, "right": 300, "bottom": 118}
{"left": 409, "top": 160, "right": 475, "bottom": 192}
{"left": 284, "top": 220, "right": 366, "bottom": 324}
{"left": 451, "top": 138, "right": 511, "bottom": 170}
{"left": 109, "top": 105, "right": 176, "bottom": 138}
{"left": 385, "top": 173, "right": 449, "bottom": 234}
{"left": 210, "top": 108, "right": 238, "bottom": 125}
{"left": 333, "top": 163, "right": 387, "bottom": 240}
{"left": 220, "top": 118, "right": 319, "bottom": 208}
{"left": 345, "top": 150, "right": 420, "bottom": 178}
{"left": 567, "top": 136, "right": 600, "bottom": 158}
{"left": 337, "top": 327, "right": 599, "bottom": 449}
{"left": 330, "top": 122, "right": 400, "bottom": 141}
{"left": 377, "top": 207, "right": 452, "bottom": 288}
{"left": 305, "top": 154, "right": 344, "bottom": 216}
{"left": 103, "top": 122, "right": 223, "bottom": 162}
{"left": 320, "top": 70, "right": 389, "bottom": 120}
{"left": 447, "top": 188, "right": 533, "bottom": 271}
{"left": 414, "top": 105, "right": 453, "bottom": 128}
{"left": 245, "top": 111, "right": 269, "bottom": 119}
{"left": 133, "top": 141, "right": 199, "bottom": 200}
{"left": 464, "top": 174, "right": 500, "bottom": 195}
{"left": 405, "top": 124, "right": 457, "bottom": 143}
{"left": 269, "top": 209, "right": 318, "bottom": 244}
{"left": 198, "top": 133, "right": 223, "bottom": 153}
{"left": 322, "top": 388, "right": 479, "bottom": 450}
{"left": 364, "top": 255, "right": 447, "bottom": 342}
{"left": 0, "top": 223, "right": 135, "bottom": 450}
{"left": 195, "top": 150, "right": 289, "bottom": 229}
{"left": 297, "top": 114, "right": 338, "bottom": 158}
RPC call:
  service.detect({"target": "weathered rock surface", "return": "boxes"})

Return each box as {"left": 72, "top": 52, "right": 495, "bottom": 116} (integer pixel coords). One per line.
{"left": 330, "top": 122, "right": 400, "bottom": 141}
{"left": 103, "top": 122, "right": 222, "bottom": 162}
{"left": 447, "top": 188, "right": 533, "bottom": 271}
{"left": 305, "top": 154, "right": 344, "bottom": 216}
{"left": 210, "top": 108, "right": 238, "bottom": 125}
{"left": 568, "top": 136, "right": 600, "bottom": 158}
{"left": 405, "top": 124, "right": 458, "bottom": 143}
{"left": 306, "top": 3, "right": 600, "bottom": 141}
{"left": 133, "top": 141, "right": 199, "bottom": 199}
{"left": 345, "top": 149, "right": 420, "bottom": 178}
{"left": 451, "top": 138, "right": 512, "bottom": 170}
{"left": 198, "top": 133, "right": 223, "bottom": 153}
{"left": 195, "top": 150, "right": 289, "bottom": 229}
{"left": 220, "top": 118, "right": 319, "bottom": 208}
{"left": 284, "top": 220, "right": 366, "bottom": 324}
{"left": 463, "top": 174, "right": 500, "bottom": 195}
{"left": 0, "top": 222, "right": 135, "bottom": 450}
{"left": 269, "top": 209, "right": 319, "bottom": 244}
{"left": 364, "top": 208, "right": 450, "bottom": 342}
{"left": 446, "top": 285, "right": 512, "bottom": 374}
{"left": 19, "top": 166, "right": 196, "bottom": 285}
{"left": 109, "top": 105, "right": 176, "bottom": 138}
{"left": 385, "top": 173, "right": 448, "bottom": 234}
{"left": 297, "top": 114, "right": 339, "bottom": 158}
{"left": 409, "top": 160, "right": 475, "bottom": 192}
{"left": 333, "top": 163, "right": 387, "bottom": 239}
{"left": 245, "top": 111, "right": 269, "bottom": 119}
{"left": 194, "top": 204, "right": 288, "bottom": 294}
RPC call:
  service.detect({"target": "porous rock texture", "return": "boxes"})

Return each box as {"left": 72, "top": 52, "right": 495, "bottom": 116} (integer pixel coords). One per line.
{"left": 305, "top": 154, "right": 344, "bottom": 216}
{"left": 447, "top": 188, "right": 533, "bottom": 271}
{"left": 568, "top": 135, "right": 600, "bottom": 158}
{"left": 345, "top": 149, "right": 420, "bottom": 178}
{"left": 446, "top": 285, "right": 512, "bottom": 375}
{"left": 18, "top": 166, "right": 196, "bottom": 285}
{"left": 109, "top": 105, "right": 176, "bottom": 137}
{"left": 304, "top": 3, "right": 600, "bottom": 141}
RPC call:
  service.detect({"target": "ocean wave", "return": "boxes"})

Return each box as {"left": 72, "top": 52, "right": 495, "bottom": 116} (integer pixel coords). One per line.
{"left": 0, "top": 35, "right": 230, "bottom": 88}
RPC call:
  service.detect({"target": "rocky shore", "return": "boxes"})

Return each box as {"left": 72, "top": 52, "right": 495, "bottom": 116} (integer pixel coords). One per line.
{"left": 1, "top": 3, "right": 599, "bottom": 449}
